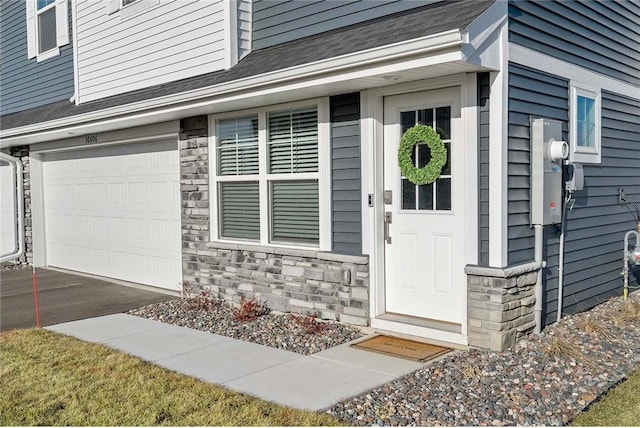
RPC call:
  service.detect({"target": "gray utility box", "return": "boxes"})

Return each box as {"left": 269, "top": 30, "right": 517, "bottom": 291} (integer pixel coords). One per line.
{"left": 530, "top": 118, "right": 568, "bottom": 225}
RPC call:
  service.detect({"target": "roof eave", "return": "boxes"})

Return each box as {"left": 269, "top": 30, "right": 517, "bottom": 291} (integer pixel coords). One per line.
{"left": 1, "top": 29, "right": 468, "bottom": 147}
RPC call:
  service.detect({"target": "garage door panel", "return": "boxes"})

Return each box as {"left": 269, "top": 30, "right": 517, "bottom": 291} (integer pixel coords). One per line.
{"left": 43, "top": 141, "right": 181, "bottom": 290}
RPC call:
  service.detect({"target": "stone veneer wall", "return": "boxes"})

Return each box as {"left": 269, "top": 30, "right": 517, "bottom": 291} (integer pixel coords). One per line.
{"left": 4, "top": 145, "right": 32, "bottom": 265}
{"left": 465, "top": 262, "right": 541, "bottom": 351}
{"left": 179, "top": 116, "right": 370, "bottom": 326}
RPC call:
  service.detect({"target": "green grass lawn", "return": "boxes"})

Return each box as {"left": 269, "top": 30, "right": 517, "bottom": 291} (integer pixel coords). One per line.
{"left": 0, "top": 329, "right": 339, "bottom": 426}
{"left": 572, "top": 367, "right": 640, "bottom": 426}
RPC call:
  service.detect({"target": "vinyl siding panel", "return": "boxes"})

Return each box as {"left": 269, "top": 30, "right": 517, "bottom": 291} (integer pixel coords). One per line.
{"left": 509, "top": 0, "right": 640, "bottom": 86}
{"left": 507, "top": 63, "right": 569, "bottom": 266}
{"left": 0, "top": 0, "right": 74, "bottom": 115}
{"left": 237, "top": 0, "right": 251, "bottom": 59}
{"left": 75, "top": 0, "right": 227, "bottom": 103}
{"left": 330, "top": 93, "right": 362, "bottom": 255}
{"left": 252, "top": 0, "right": 439, "bottom": 50}
{"left": 543, "top": 91, "right": 640, "bottom": 325}
{"left": 507, "top": 63, "right": 640, "bottom": 326}
{"left": 478, "top": 72, "right": 490, "bottom": 266}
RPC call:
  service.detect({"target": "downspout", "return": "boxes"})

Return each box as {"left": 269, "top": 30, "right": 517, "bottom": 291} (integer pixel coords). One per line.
{"left": 533, "top": 224, "right": 544, "bottom": 334}
{"left": 0, "top": 152, "right": 25, "bottom": 263}
{"left": 556, "top": 192, "right": 571, "bottom": 323}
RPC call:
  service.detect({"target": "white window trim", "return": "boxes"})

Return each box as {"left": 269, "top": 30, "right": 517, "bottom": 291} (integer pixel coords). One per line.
{"left": 209, "top": 98, "right": 331, "bottom": 252}
{"left": 569, "top": 83, "right": 602, "bottom": 164}
{"left": 26, "top": 0, "right": 69, "bottom": 61}
{"left": 106, "top": 0, "right": 159, "bottom": 20}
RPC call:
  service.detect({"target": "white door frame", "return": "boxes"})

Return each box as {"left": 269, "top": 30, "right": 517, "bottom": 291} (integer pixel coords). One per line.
{"left": 361, "top": 73, "right": 478, "bottom": 345}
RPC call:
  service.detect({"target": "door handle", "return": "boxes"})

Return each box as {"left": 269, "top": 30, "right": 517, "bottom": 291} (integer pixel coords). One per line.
{"left": 384, "top": 212, "right": 392, "bottom": 244}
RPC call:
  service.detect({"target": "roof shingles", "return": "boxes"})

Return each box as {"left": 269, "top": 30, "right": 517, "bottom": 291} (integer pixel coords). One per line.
{"left": 1, "top": 0, "right": 494, "bottom": 131}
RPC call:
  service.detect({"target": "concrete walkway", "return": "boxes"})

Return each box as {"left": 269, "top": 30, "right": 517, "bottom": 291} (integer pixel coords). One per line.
{"left": 47, "top": 314, "right": 426, "bottom": 411}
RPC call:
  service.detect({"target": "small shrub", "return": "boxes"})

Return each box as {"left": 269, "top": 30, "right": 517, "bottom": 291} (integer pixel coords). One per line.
{"left": 292, "top": 314, "right": 327, "bottom": 335}
{"left": 232, "top": 297, "right": 269, "bottom": 322}
{"left": 185, "top": 290, "right": 214, "bottom": 312}
{"left": 544, "top": 337, "right": 598, "bottom": 369}
{"left": 606, "top": 300, "right": 640, "bottom": 328}
{"left": 578, "top": 314, "right": 614, "bottom": 341}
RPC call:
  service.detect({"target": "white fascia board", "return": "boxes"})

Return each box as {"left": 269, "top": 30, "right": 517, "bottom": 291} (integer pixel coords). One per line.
{"left": 509, "top": 43, "right": 640, "bottom": 97}
{"left": 0, "top": 29, "right": 464, "bottom": 146}
{"left": 461, "top": 0, "right": 506, "bottom": 70}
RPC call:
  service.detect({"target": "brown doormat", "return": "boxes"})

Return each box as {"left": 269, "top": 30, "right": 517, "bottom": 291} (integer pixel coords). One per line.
{"left": 351, "top": 335, "right": 452, "bottom": 362}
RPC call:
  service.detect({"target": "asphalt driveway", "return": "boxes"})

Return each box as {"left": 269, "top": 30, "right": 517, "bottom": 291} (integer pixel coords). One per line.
{"left": 0, "top": 268, "right": 176, "bottom": 331}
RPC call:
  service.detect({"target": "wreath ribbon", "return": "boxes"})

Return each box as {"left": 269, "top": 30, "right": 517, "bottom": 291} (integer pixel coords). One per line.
{"left": 397, "top": 125, "right": 447, "bottom": 185}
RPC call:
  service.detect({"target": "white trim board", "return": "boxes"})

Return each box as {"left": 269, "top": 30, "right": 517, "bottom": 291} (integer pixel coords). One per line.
{"left": 488, "top": 22, "right": 509, "bottom": 268}
{"left": 509, "top": 43, "right": 640, "bottom": 98}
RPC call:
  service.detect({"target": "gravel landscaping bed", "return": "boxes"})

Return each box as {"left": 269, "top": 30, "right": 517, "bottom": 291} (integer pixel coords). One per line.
{"left": 0, "top": 263, "right": 29, "bottom": 271}
{"left": 128, "top": 297, "right": 364, "bottom": 355}
{"left": 328, "top": 294, "right": 640, "bottom": 426}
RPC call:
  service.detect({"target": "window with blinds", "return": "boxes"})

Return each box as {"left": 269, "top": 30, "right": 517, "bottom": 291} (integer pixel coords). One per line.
{"left": 213, "top": 103, "right": 322, "bottom": 248}
{"left": 219, "top": 182, "right": 260, "bottom": 240}
{"left": 270, "top": 181, "right": 319, "bottom": 244}
{"left": 217, "top": 116, "right": 259, "bottom": 175}
{"left": 268, "top": 107, "right": 318, "bottom": 173}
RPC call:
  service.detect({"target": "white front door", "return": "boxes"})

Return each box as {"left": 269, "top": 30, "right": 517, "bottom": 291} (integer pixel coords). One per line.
{"left": 383, "top": 87, "right": 465, "bottom": 325}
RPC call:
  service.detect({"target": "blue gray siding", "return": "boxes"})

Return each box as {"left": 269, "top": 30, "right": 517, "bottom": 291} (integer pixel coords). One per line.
{"left": 507, "top": 63, "right": 569, "bottom": 266}
{"left": 478, "top": 72, "right": 490, "bottom": 266}
{"left": 252, "top": 0, "right": 439, "bottom": 50}
{"left": 330, "top": 93, "right": 361, "bottom": 255}
{"left": 507, "top": 63, "right": 640, "bottom": 325}
{"left": 544, "top": 91, "right": 640, "bottom": 325}
{"left": 509, "top": 0, "right": 640, "bottom": 86}
{"left": 0, "top": 0, "right": 74, "bottom": 115}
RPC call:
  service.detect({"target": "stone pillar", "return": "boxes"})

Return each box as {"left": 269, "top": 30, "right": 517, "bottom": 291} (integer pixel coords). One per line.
{"left": 7, "top": 145, "right": 32, "bottom": 265}
{"left": 179, "top": 116, "right": 210, "bottom": 293}
{"left": 465, "top": 263, "right": 540, "bottom": 351}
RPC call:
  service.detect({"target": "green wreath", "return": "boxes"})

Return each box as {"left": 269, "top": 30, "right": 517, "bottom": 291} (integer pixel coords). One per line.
{"left": 397, "top": 125, "right": 447, "bottom": 185}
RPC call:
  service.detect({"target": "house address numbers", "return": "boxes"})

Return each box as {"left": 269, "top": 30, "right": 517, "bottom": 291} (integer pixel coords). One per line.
{"left": 85, "top": 134, "right": 98, "bottom": 144}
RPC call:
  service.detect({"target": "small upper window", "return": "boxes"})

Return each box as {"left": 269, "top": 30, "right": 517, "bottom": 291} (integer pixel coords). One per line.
{"left": 26, "top": 0, "right": 69, "bottom": 61}
{"left": 570, "top": 84, "right": 601, "bottom": 164}
{"left": 37, "top": 1, "right": 56, "bottom": 54}
{"left": 107, "top": 0, "right": 158, "bottom": 17}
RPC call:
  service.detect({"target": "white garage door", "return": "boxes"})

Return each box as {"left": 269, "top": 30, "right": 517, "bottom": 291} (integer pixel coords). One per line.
{"left": 43, "top": 141, "right": 181, "bottom": 290}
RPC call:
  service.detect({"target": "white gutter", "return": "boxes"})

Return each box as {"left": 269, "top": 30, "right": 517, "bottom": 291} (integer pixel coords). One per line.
{"left": 0, "top": 152, "right": 25, "bottom": 264}
{"left": 1, "top": 29, "right": 464, "bottom": 145}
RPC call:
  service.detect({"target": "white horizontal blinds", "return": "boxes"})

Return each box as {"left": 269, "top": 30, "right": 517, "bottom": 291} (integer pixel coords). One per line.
{"left": 271, "top": 181, "right": 319, "bottom": 245}
{"left": 268, "top": 107, "right": 318, "bottom": 173}
{"left": 219, "top": 182, "right": 260, "bottom": 240}
{"left": 217, "top": 116, "right": 259, "bottom": 175}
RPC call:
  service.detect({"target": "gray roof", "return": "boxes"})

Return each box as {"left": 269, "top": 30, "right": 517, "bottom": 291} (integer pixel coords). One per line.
{"left": 1, "top": 0, "right": 494, "bottom": 131}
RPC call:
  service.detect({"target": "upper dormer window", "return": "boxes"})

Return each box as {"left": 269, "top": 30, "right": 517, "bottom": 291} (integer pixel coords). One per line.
{"left": 26, "top": 0, "right": 69, "bottom": 62}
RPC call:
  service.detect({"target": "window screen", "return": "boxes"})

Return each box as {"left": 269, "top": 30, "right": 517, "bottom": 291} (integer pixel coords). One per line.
{"left": 38, "top": 7, "right": 57, "bottom": 54}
